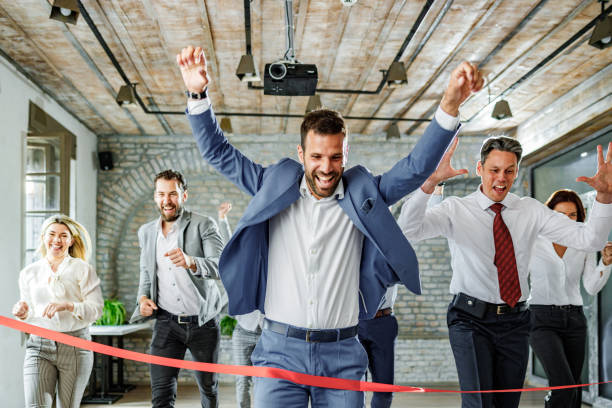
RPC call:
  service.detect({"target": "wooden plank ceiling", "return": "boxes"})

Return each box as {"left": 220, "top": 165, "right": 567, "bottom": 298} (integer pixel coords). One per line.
{"left": 0, "top": 0, "right": 610, "bottom": 139}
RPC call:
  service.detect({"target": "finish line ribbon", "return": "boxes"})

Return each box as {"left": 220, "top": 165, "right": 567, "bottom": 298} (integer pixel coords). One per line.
{"left": 1, "top": 315, "right": 608, "bottom": 394}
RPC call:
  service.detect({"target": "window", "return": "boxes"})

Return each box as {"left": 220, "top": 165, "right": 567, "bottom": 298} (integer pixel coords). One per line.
{"left": 23, "top": 103, "right": 74, "bottom": 265}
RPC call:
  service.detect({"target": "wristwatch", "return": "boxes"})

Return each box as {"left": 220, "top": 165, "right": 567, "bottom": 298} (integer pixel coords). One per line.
{"left": 185, "top": 89, "right": 208, "bottom": 100}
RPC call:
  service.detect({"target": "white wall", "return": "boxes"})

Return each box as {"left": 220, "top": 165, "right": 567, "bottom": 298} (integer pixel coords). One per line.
{"left": 0, "top": 55, "right": 98, "bottom": 406}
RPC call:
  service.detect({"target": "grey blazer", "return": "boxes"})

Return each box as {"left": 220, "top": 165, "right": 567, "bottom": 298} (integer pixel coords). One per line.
{"left": 129, "top": 209, "right": 226, "bottom": 325}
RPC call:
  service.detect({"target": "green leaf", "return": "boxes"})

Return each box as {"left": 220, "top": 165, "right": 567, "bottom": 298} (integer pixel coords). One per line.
{"left": 95, "top": 299, "right": 127, "bottom": 326}
{"left": 219, "top": 315, "right": 237, "bottom": 337}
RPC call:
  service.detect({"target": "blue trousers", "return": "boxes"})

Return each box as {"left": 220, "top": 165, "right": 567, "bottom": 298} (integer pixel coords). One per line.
{"left": 358, "top": 314, "right": 398, "bottom": 408}
{"left": 251, "top": 322, "right": 368, "bottom": 407}
{"left": 447, "top": 304, "right": 531, "bottom": 408}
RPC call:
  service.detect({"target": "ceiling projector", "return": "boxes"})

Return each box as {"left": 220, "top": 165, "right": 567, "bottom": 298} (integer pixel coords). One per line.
{"left": 263, "top": 62, "right": 318, "bottom": 96}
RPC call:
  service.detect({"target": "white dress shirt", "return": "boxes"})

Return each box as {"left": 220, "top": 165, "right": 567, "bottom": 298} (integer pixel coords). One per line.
{"left": 379, "top": 285, "right": 398, "bottom": 310}
{"left": 18, "top": 255, "right": 103, "bottom": 332}
{"left": 236, "top": 310, "right": 264, "bottom": 332}
{"left": 529, "top": 237, "right": 611, "bottom": 305}
{"left": 399, "top": 187, "right": 612, "bottom": 304}
{"left": 265, "top": 177, "right": 364, "bottom": 330}
{"left": 155, "top": 215, "right": 201, "bottom": 315}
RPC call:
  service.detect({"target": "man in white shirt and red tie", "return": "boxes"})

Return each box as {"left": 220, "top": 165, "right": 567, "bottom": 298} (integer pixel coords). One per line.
{"left": 398, "top": 136, "right": 612, "bottom": 408}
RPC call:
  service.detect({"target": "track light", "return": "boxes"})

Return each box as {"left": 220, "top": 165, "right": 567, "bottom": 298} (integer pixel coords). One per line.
{"left": 386, "top": 61, "right": 407, "bottom": 88}
{"left": 116, "top": 84, "right": 136, "bottom": 106}
{"left": 49, "top": 0, "right": 80, "bottom": 25}
{"left": 386, "top": 123, "right": 401, "bottom": 140}
{"left": 236, "top": 54, "right": 260, "bottom": 82}
{"left": 305, "top": 95, "right": 322, "bottom": 114}
{"left": 220, "top": 118, "right": 233, "bottom": 134}
{"left": 492, "top": 99, "right": 512, "bottom": 120}
{"left": 589, "top": 1, "right": 612, "bottom": 49}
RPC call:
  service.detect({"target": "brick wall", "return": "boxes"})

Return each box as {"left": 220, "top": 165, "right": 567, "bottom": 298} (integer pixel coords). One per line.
{"left": 96, "top": 130, "right": 527, "bottom": 385}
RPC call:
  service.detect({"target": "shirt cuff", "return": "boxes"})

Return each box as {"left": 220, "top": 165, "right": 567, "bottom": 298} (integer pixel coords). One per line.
{"left": 590, "top": 199, "right": 612, "bottom": 218}
{"left": 71, "top": 303, "right": 83, "bottom": 320}
{"left": 434, "top": 106, "right": 460, "bottom": 131}
{"left": 187, "top": 99, "right": 211, "bottom": 115}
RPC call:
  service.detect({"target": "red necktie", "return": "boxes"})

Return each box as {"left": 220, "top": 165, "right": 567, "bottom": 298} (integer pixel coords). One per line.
{"left": 490, "top": 203, "right": 521, "bottom": 307}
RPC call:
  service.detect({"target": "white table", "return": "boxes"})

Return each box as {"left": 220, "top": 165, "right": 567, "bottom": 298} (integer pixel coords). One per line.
{"left": 83, "top": 320, "right": 153, "bottom": 405}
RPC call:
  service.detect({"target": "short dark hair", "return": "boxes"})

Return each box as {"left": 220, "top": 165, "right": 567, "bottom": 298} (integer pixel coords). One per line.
{"left": 545, "top": 189, "right": 586, "bottom": 223}
{"left": 300, "top": 109, "right": 347, "bottom": 147}
{"left": 154, "top": 169, "right": 187, "bottom": 191}
{"left": 480, "top": 136, "right": 523, "bottom": 165}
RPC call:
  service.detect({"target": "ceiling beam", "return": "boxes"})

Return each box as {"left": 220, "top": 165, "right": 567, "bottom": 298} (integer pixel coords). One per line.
{"left": 81, "top": 0, "right": 173, "bottom": 134}
{"left": 517, "top": 62, "right": 612, "bottom": 158}
{"left": 364, "top": 0, "right": 504, "bottom": 134}
{"left": 0, "top": 2, "right": 116, "bottom": 133}
{"left": 460, "top": 0, "right": 592, "bottom": 124}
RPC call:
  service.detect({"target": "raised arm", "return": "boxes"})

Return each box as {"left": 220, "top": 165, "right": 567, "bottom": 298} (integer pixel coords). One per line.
{"left": 583, "top": 242, "right": 612, "bottom": 295}
{"left": 178, "top": 46, "right": 264, "bottom": 196}
{"left": 398, "top": 137, "right": 465, "bottom": 241}
{"left": 577, "top": 142, "right": 612, "bottom": 204}
{"left": 217, "top": 202, "right": 232, "bottom": 245}
{"left": 377, "top": 62, "right": 482, "bottom": 204}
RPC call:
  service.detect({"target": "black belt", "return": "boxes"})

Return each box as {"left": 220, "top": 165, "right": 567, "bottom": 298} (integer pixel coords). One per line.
{"left": 486, "top": 302, "right": 528, "bottom": 315}
{"left": 263, "top": 319, "right": 358, "bottom": 343}
{"left": 530, "top": 304, "right": 583, "bottom": 312}
{"left": 452, "top": 292, "right": 528, "bottom": 318}
{"left": 157, "top": 308, "right": 214, "bottom": 326}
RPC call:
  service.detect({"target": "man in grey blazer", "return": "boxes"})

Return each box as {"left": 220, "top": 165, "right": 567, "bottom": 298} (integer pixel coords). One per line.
{"left": 130, "top": 169, "right": 225, "bottom": 408}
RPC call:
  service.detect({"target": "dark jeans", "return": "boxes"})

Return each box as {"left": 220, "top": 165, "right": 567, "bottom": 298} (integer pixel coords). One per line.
{"left": 447, "top": 303, "right": 531, "bottom": 408}
{"left": 358, "top": 314, "right": 398, "bottom": 408}
{"left": 150, "top": 314, "right": 220, "bottom": 408}
{"left": 529, "top": 305, "right": 587, "bottom": 408}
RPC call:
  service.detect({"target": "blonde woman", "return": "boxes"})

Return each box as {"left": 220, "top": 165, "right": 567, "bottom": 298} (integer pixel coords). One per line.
{"left": 12, "top": 214, "right": 103, "bottom": 408}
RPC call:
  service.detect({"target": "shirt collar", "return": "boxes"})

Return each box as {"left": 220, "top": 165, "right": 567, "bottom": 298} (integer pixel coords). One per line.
{"left": 299, "top": 176, "right": 345, "bottom": 201}
{"left": 474, "top": 184, "right": 519, "bottom": 211}
{"left": 156, "top": 211, "right": 184, "bottom": 233}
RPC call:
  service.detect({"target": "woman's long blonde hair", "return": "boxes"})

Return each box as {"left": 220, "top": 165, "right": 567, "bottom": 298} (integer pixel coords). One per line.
{"left": 38, "top": 214, "right": 92, "bottom": 261}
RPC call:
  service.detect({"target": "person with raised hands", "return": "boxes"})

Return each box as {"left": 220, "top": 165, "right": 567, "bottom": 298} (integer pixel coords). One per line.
{"left": 398, "top": 136, "right": 612, "bottom": 408}
{"left": 177, "top": 44, "right": 482, "bottom": 407}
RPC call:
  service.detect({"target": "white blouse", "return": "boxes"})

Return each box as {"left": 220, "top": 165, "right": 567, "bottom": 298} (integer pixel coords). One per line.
{"left": 18, "top": 255, "right": 104, "bottom": 332}
{"left": 528, "top": 237, "right": 611, "bottom": 306}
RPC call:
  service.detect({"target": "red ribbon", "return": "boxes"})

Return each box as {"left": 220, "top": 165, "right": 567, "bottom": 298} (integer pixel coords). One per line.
{"left": 1, "top": 315, "right": 608, "bottom": 394}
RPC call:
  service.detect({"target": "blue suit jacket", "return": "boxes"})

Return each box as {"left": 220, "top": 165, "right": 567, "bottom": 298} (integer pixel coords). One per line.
{"left": 188, "top": 108, "right": 457, "bottom": 319}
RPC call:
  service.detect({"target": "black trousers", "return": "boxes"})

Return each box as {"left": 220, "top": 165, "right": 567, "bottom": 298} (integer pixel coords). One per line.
{"left": 529, "top": 305, "right": 587, "bottom": 408}
{"left": 358, "top": 314, "right": 399, "bottom": 408}
{"left": 150, "top": 313, "right": 220, "bottom": 408}
{"left": 447, "top": 303, "right": 531, "bottom": 408}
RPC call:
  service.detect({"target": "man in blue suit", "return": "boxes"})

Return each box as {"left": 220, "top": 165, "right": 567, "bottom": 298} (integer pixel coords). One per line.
{"left": 176, "top": 45, "right": 483, "bottom": 407}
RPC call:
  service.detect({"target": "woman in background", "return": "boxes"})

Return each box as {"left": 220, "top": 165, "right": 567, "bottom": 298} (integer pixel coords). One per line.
{"left": 529, "top": 189, "right": 612, "bottom": 408}
{"left": 12, "top": 214, "right": 103, "bottom": 408}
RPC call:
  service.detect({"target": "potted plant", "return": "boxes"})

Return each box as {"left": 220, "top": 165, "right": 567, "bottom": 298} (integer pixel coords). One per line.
{"left": 95, "top": 299, "right": 127, "bottom": 326}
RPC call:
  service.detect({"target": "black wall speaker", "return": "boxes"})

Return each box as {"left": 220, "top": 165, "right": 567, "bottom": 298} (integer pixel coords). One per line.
{"left": 98, "top": 151, "right": 114, "bottom": 171}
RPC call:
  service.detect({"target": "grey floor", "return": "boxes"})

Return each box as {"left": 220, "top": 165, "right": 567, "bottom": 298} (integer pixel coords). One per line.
{"left": 82, "top": 383, "right": 591, "bottom": 407}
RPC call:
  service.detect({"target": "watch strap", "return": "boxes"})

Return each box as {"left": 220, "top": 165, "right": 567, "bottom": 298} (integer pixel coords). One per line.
{"left": 186, "top": 89, "right": 208, "bottom": 100}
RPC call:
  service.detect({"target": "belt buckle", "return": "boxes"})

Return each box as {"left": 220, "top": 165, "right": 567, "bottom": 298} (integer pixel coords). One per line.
{"left": 305, "top": 330, "right": 320, "bottom": 343}
{"left": 496, "top": 305, "right": 505, "bottom": 315}
{"left": 178, "top": 315, "right": 190, "bottom": 324}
